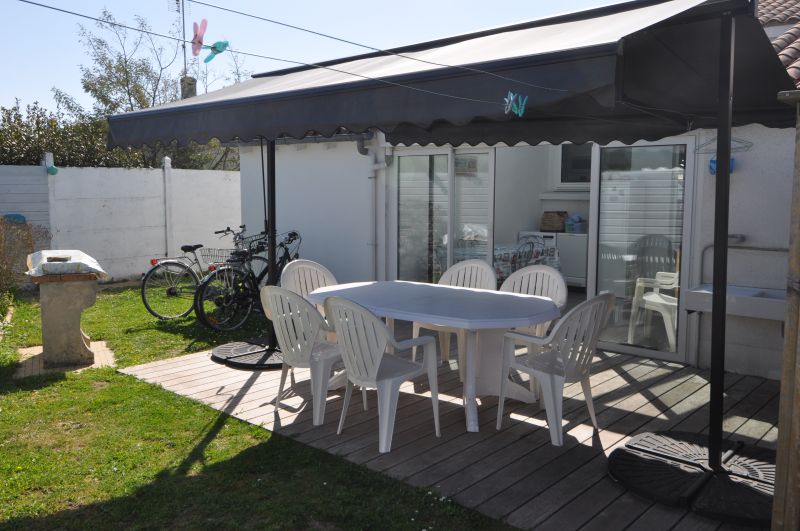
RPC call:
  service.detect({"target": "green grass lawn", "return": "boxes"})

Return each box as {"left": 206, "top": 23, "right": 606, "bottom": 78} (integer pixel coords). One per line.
{"left": 0, "top": 287, "right": 507, "bottom": 530}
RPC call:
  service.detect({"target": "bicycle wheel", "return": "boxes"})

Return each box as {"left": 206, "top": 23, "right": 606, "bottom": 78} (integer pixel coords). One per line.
{"left": 195, "top": 266, "right": 255, "bottom": 331}
{"left": 141, "top": 261, "right": 199, "bottom": 319}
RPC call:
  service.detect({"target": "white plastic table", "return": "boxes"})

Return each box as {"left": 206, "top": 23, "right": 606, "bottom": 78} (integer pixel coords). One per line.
{"left": 308, "top": 281, "right": 560, "bottom": 432}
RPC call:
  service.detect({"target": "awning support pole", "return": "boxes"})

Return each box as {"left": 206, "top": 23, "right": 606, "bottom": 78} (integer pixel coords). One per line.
{"left": 708, "top": 11, "right": 734, "bottom": 473}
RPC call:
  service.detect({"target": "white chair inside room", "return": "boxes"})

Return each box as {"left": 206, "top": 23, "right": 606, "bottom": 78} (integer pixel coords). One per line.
{"left": 627, "top": 271, "right": 679, "bottom": 352}
{"left": 496, "top": 292, "right": 615, "bottom": 446}
{"left": 324, "top": 296, "right": 441, "bottom": 453}
{"left": 261, "top": 286, "right": 343, "bottom": 426}
{"left": 411, "top": 259, "right": 497, "bottom": 374}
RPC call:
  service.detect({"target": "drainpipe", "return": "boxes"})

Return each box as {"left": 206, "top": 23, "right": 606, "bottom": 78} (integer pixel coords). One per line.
{"left": 357, "top": 132, "right": 389, "bottom": 280}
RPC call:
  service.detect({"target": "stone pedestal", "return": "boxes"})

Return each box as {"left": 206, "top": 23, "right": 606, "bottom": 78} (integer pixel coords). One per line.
{"left": 33, "top": 274, "right": 98, "bottom": 367}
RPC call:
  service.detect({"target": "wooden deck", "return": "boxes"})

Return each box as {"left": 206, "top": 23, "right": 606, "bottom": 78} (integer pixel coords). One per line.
{"left": 120, "top": 337, "right": 779, "bottom": 530}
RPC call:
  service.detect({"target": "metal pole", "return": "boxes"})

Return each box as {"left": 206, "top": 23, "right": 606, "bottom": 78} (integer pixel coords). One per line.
{"left": 708, "top": 12, "right": 734, "bottom": 473}
{"left": 774, "top": 89, "right": 800, "bottom": 531}
{"left": 266, "top": 140, "right": 278, "bottom": 287}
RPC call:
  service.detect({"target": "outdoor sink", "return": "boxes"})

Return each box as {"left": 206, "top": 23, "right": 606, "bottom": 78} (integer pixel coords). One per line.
{"left": 684, "top": 284, "right": 787, "bottom": 321}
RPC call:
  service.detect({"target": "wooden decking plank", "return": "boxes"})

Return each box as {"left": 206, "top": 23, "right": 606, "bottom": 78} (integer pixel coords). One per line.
{"left": 139, "top": 357, "right": 243, "bottom": 383}
{"left": 450, "top": 361, "right": 687, "bottom": 512}
{"left": 504, "top": 372, "right": 747, "bottom": 529}
{"left": 383, "top": 360, "right": 671, "bottom": 482}
{"left": 705, "top": 379, "right": 779, "bottom": 441}
{"left": 143, "top": 360, "right": 252, "bottom": 387}
{"left": 670, "top": 512, "right": 723, "bottom": 531}
{"left": 268, "top": 368, "right": 463, "bottom": 440}
{"left": 520, "top": 372, "right": 763, "bottom": 530}
{"left": 324, "top": 353, "right": 627, "bottom": 459}
{"left": 293, "top": 369, "right": 463, "bottom": 448}
{"left": 341, "top": 359, "right": 606, "bottom": 468}
{"left": 724, "top": 385, "right": 780, "bottom": 447}
{"left": 395, "top": 357, "right": 658, "bottom": 487}
{"left": 118, "top": 342, "right": 777, "bottom": 531}
{"left": 623, "top": 503, "right": 688, "bottom": 531}
{"left": 477, "top": 364, "right": 698, "bottom": 522}
{"left": 316, "top": 355, "right": 621, "bottom": 462}
{"left": 254, "top": 369, "right": 460, "bottom": 433}
{"left": 163, "top": 365, "right": 280, "bottom": 397}
{"left": 119, "top": 351, "right": 211, "bottom": 375}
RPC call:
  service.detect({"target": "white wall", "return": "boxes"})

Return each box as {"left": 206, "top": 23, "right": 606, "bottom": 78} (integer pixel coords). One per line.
{"left": 494, "top": 146, "right": 552, "bottom": 243}
{"left": 0, "top": 165, "right": 49, "bottom": 229}
{"left": 240, "top": 141, "right": 374, "bottom": 284}
{"left": 687, "top": 124, "right": 794, "bottom": 379}
{"left": 48, "top": 164, "right": 240, "bottom": 280}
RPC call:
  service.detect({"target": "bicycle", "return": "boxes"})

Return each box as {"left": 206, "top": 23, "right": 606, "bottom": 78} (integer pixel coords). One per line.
{"left": 194, "top": 230, "right": 301, "bottom": 331}
{"left": 140, "top": 225, "right": 267, "bottom": 320}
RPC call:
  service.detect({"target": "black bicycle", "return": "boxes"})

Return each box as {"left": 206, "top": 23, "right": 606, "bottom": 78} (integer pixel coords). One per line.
{"left": 140, "top": 225, "right": 267, "bottom": 320}
{"left": 194, "top": 230, "right": 301, "bottom": 331}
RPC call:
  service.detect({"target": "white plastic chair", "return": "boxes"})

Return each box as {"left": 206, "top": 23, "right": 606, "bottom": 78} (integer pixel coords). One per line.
{"left": 261, "top": 286, "right": 343, "bottom": 426}
{"left": 627, "top": 271, "right": 679, "bottom": 352}
{"left": 496, "top": 292, "right": 615, "bottom": 446}
{"left": 324, "top": 296, "right": 441, "bottom": 453}
{"left": 500, "top": 264, "right": 568, "bottom": 337}
{"left": 412, "top": 259, "right": 497, "bottom": 371}
{"left": 280, "top": 259, "right": 338, "bottom": 299}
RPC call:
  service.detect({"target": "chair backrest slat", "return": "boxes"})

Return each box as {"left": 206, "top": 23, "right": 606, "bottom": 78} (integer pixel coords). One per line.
{"left": 281, "top": 259, "right": 338, "bottom": 299}
{"left": 547, "top": 292, "right": 614, "bottom": 381}
{"left": 500, "top": 264, "right": 567, "bottom": 309}
{"left": 324, "top": 297, "right": 393, "bottom": 387}
{"left": 261, "top": 286, "right": 329, "bottom": 369}
{"left": 438, "top": 259, "right": 496, "bottom": 290}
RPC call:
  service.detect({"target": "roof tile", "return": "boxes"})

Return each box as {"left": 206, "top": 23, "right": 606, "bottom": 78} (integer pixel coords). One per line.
{"left": 759, "top": 0, "right": 800, "bottom": 25}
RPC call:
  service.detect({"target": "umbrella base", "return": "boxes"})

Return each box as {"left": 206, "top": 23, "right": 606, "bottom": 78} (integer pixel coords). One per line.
{"left": 210, "top": 337, "right": 283, "bottom": 370}
{"left": 608, "top": 431, "right": 774, "bottom": 528}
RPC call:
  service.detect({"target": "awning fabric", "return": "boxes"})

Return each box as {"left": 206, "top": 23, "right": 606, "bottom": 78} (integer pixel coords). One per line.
{"left": 107, "top": 0, "right": 795, "bottom": 148}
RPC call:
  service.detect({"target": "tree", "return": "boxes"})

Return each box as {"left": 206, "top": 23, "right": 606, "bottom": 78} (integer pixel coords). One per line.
{"left": 0, "top": 9, "right": 246, "bottom": 170}
{"left": 0, "top": 100, "right": 142, "bottom": 167}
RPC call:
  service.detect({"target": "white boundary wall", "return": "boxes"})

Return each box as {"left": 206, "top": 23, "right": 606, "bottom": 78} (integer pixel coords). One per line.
{"left": 1, "top": 159, "right": 241, "bottom": 280}
{"left": 0, "top": 165, "right": 50, "bottom": 229}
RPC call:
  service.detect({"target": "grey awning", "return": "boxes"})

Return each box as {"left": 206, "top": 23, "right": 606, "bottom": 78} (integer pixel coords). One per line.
{"left": 107, "top": 0, "right": 794, "bottom": 148}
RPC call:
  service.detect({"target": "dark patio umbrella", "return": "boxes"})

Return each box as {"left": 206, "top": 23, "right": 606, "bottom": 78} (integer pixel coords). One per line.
{"left": 106, "top": 0, "right": 794, "bottom": 524}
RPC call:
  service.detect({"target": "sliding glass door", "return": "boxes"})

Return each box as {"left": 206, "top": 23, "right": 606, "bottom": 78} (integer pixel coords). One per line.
{"left": 394, "top": 150, "right": 492, "bottom": 283}
{"left": 595, "top": 144, "right": 687, "bottom": 356}
{"left": 397, "top": 155, "right": 449, "bottom": 283}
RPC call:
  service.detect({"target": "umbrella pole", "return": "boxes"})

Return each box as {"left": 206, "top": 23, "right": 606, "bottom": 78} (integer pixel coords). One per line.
{"left": 708, "top": 8, "right": 734, "bottom": 473}
{"left": 210, "top": 138, "right": 283, "bottom": 370}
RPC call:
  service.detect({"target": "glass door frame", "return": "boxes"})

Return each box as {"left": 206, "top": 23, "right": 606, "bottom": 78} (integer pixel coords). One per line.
{"left": 587, "top": 135, "right": 697, "bottom": 363}
{"left": 387, "top": 146, "right": 495, "bottom": 281}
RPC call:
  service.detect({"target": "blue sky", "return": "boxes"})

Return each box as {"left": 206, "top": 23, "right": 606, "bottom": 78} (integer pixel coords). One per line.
{"left": 6, "top": 0, "right": 624, "bottom": 111}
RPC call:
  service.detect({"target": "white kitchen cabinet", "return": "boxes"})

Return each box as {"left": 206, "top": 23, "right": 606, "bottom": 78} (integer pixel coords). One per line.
{"left": 555, "top": 233, "right": 588, "bottom": 287}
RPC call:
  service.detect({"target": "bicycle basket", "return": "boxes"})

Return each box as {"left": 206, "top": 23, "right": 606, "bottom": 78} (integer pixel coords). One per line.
{"left": 241, "top": 232, "right": 267, "bottom": 249}
{"left": 199, "top": 248, "right": 236, "bottom": 264}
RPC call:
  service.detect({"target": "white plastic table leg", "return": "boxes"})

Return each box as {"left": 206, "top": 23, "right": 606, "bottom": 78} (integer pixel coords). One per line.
{"left": 464, "top": 330, "right": 479, "bottom": 432}
{"left": 474, "top": 329, "right": 537, "bottom": 404}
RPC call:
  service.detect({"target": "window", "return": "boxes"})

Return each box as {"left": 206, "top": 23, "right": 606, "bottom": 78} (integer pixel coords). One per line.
{"left": 561, "top": 144, "right": 593, "bottom": 184}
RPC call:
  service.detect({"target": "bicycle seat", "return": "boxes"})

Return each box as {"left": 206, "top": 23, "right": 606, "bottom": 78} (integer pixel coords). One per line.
{"left": 181, "top": 244, "right": 203, "bottom": 253}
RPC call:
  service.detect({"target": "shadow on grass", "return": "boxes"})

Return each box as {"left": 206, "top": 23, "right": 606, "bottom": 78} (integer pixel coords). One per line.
{"left": 0, "top": 371, "right": 66, "bottom": 394}
{"left": 0, "top": 413, "right": 505, "bottom": 531}
{"left": 125, "top": 314, "right": 272, "bottom": 352}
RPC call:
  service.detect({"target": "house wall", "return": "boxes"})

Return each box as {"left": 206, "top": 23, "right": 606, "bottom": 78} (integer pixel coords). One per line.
{"left": 0, "top": 165, "right": 50, "bottom": 229}
{"left": 493, "top": 146, "right": 551, "bottom": 243}
{"left": 687, "top": 124, "right": 794, "bottom": 380}
{"left": 235, "top": 125, "right": 795, "bottom": 380}
{"left": 239, "top": 141, "right": 375, "bottom": 284}
{"left": 47, "top": 163, "right": 240, "bottom": 280}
